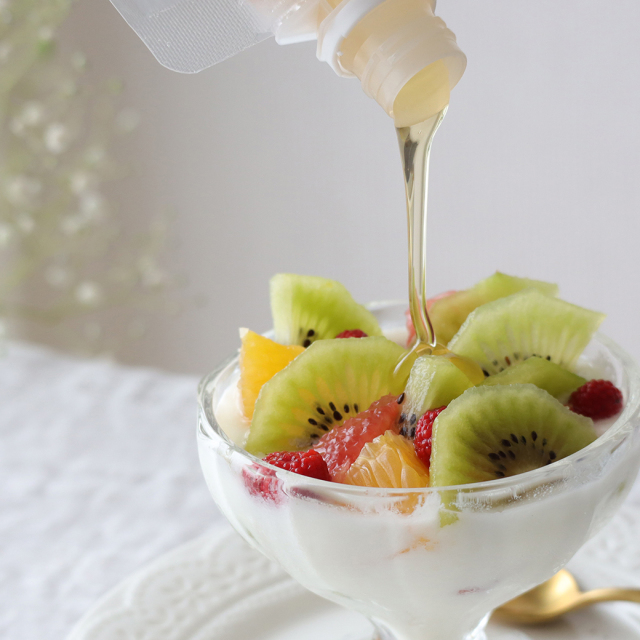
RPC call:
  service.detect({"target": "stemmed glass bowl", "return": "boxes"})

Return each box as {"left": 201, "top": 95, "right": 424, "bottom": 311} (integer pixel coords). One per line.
{"left": 197, "top": 302, "right": 640, "bottom": 640}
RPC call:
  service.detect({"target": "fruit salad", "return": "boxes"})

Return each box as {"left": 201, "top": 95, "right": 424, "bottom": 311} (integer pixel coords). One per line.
{"left": 218, "top": 273, "right": 624, "bottom": 491}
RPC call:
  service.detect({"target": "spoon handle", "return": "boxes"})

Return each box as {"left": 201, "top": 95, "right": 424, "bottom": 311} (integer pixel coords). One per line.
{"left": 579, "top": 588, "right": 640, "bottom": 607}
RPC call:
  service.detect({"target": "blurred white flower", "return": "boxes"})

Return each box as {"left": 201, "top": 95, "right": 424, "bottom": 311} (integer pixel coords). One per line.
{"left": 69, "top": 170, "right": 94, "bottom": 195}
{"left": 20, "top": 101, "right": 46, "bottom": 126}
{"left": 0, "top": 41, "right": 12, "bottom": 63}
{"left": 79, "top": 192, "right": 106, "bottom": 220}
{"left": 5, "top": 175, "right": 42, "bottom": 207}
{"left": 75, "top": 281, "right": 103, "bottom": 306}
{"left": 0, "top": 223, "right": 14, "bottom": 246}
{"left": 44, "top": 122, "right": 72, "bottom": 154}
{"left": 38, "top": 26, "right": 54, "bottom": 42}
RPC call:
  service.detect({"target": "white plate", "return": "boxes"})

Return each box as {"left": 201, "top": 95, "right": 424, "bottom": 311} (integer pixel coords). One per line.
{"left": 67, "top": 502, "right": 640, "bottom": 640}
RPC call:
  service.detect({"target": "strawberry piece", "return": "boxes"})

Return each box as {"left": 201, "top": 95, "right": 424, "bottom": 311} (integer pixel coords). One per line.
{"left": 569, "top": 379, "right": 623, "bottom": 420}
{"left": 314, "top": 394, "right": 402, "bottom": 481}
{"left": 413, "top": 406, "right": 447, "bottom": 469}
{"left": 263, "top": 450, "right": 331, "bottom": 481}
{"left": 336, "top": 329, "right": 368, "bottom": 339}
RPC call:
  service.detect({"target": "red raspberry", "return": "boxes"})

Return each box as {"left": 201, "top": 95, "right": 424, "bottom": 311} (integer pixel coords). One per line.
{"left": 569, "top": 379, "right": 623, "bottom": 420}
{"left": 242, "top": 465, "right": 280, "bottom": 503}
{"left": 413, "top": 406, "right": 447, "bottom": 469}
{"left": 336, "top": 329, "right": 368, "bottom": 339}
{"left": 263, "top": 450, "right": 331, "bottom": 481}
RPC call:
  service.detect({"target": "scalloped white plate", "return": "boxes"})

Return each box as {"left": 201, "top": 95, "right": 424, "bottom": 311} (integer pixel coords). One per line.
{"left": 67, "top": 509, "right": 640, "bottom": 640}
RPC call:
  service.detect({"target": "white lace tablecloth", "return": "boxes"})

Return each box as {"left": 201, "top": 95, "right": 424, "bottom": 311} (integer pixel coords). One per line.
{"left": 2, "top": 342, "right": 640, "bottom": 640}
{"left": 0, "top": 342, "right": 224, "bottom": 640}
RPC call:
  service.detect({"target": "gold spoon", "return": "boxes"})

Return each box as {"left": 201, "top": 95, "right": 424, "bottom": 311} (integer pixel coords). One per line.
{"left": 494, "top": 569, "right": 640, "bottom": 624}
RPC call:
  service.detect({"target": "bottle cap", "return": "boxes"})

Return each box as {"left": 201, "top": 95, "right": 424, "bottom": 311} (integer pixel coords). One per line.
{"left": 317, "top": 0, "right": 465, "bottom": 120}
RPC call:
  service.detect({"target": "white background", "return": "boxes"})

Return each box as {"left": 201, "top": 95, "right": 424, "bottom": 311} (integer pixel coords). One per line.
{"left": 35, "top": 0, "right": 640, "bottom": 374}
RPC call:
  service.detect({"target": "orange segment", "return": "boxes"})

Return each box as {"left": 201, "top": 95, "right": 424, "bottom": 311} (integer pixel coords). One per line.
{"left": 239, "top": 329, "right": 304, "bottom": 420}
{"left": 344, "top": 432, "right": 430, "bottom": 488}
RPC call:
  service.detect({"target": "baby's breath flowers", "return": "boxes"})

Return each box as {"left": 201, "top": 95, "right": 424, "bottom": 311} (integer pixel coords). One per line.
{"left": 0, "top": 0, "right": 174, "bottom": 356}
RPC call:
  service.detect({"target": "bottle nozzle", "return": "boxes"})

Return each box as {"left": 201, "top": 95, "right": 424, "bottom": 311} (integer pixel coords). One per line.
{"left": 317, "top": 0, "right": 466, "bottom": 126}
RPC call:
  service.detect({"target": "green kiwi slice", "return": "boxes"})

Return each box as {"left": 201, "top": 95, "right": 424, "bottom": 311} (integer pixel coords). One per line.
{"left": 481, "top": 356, "right": 586, "bottom": 402}
{"left": 246, "top": 336, "right": 407, "bottom": 456}
{"left": 400, "top": 355, "right": 474, "bottom": 437}
{"left": 270, "top": 274, "right": 382, "bottom": 346}
{"left": 431, "top": 272, "right": 559, "bottom": 345}
{"left": 448, "top": 289, "right": 605, "bottom": 376}
{"left": 430, "top": 384, "right": 597, "bottom": 487}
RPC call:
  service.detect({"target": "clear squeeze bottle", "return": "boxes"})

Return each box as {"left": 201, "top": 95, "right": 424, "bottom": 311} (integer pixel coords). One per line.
{"left": 108, "top": 0, "right": 465, "bottom": 127}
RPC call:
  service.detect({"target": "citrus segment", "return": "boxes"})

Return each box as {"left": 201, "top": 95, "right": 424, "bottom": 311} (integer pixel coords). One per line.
{"left": 344, "top": 432, "right": 430, "bottom": 489}
{"left": 239, "top": 329, "right": 304, "bottom": 419}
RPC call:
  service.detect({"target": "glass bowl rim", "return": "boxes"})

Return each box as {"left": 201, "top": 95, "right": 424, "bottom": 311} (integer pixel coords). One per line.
{"left": 198, "top": 303, "right": 640, "bottom": 497}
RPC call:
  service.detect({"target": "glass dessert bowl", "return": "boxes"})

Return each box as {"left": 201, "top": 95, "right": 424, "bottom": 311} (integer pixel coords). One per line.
{"left": 197, "top": 302, "right": 640, "bottom": 640}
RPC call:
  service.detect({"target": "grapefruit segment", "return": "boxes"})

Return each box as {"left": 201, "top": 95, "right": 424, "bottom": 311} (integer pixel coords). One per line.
{"left": 314, "top": 394, "right": 401, "bottom": 482}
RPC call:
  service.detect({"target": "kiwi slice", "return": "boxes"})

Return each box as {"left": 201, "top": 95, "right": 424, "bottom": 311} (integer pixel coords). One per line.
{"left": 448, "top": 289, "right": 605, "bottom": 376}
{"left": 246, "top": 336, "right": 407, "bottom": 456}
{"left": 430, "top": 384, "right": 597, "bottom": 487}
{"left": 481, "top": 356, "right": 586, "bottom": 402}
{"left": 400, "top": 355, "right": 474, "bottom": 437}
{"left": 270, "top": 274, "right": 382, "bottom": 346}
{"left": 431, "top": 272, "right": 558, "bottom": 345}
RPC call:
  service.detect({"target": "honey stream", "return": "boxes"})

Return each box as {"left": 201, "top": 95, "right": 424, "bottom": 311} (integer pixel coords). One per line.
{"left": 397, "top": 109, "right": 447, "bottom": 352}
{"left": 395, "top": 105, "right": 484, "bottom": 384}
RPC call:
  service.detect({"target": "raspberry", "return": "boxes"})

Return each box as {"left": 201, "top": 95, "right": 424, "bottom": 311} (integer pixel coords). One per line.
{"left": 243, "top": 451, "right": 330, "bottom": 502}
{"left": 569, "top": 379, "right": 623, "bottom": 420}
{"left": 336, "top": 329, "right": 368, "bottom": 339}
{"left": 263, "top": 450, "right": 331, "bottom": 481}
{"left": 413, "top": 406, "right": 447, "bottom": 469}
{"left": 242, "top": 465, "right": 280, "bottom": 503}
